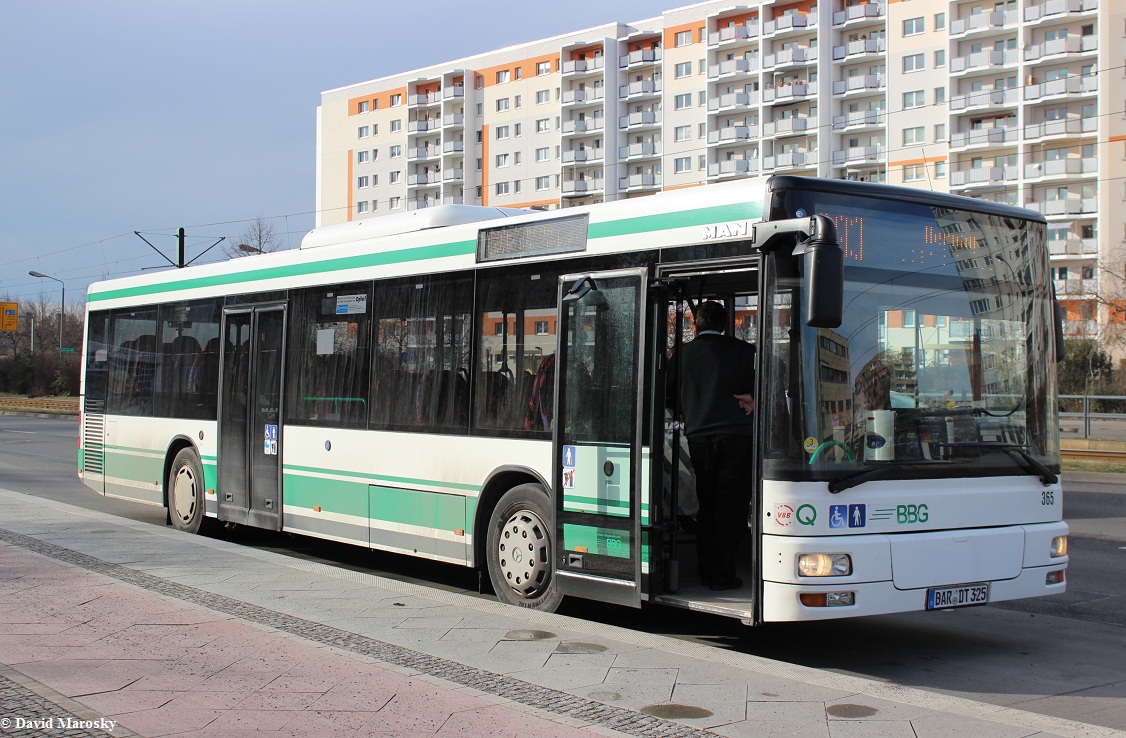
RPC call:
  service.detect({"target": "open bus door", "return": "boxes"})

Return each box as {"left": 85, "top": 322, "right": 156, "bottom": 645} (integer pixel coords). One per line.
{"left": 552, "top": 268, "right": 648, "bottom": 608}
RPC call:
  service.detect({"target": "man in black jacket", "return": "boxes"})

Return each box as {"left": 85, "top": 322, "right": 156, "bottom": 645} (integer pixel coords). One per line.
{"left": 676, "top": 301, "right": 756, "bottom": 592}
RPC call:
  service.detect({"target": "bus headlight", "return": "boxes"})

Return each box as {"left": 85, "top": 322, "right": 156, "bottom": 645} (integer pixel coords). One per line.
{"left": 797, "top": 553, "right": 852, "bottom": 577}
{"left": 1050, "top": 536, "right": 1068, "bottom": 558}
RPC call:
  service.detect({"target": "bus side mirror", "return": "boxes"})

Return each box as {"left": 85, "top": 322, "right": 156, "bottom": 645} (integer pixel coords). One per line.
{"left": 1054, "top": 299, "right": 1065, "bottom": 364}
{"left": 803, "top": 216, "right": 843, "bottom": 329}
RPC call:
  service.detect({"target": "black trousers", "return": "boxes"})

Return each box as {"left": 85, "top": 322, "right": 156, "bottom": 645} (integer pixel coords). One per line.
{"left": 687, "top": 434, "right": 754, "bottom": 584}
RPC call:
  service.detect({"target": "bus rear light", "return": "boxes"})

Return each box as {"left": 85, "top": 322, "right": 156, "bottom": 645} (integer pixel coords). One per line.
{"left": 799, "top": 591, "right": 855, "bottom": 607}
{"left": 1050, "top": 536, "right": 1068, "bottom": 558}
{"left": 1046, "top": 570, "right": 1064, "bottom": 585}
{"left": 797, "top": 553, "right": 851, "bottom": 577}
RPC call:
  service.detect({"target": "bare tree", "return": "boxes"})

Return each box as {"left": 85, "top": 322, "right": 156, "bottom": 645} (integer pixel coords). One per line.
{"left": 222, "top": 216, "right": 284, "bottom": 259}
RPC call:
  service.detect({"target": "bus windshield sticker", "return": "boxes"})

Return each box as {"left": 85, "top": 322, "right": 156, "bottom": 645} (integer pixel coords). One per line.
{"left": 264, "top": 425, "right": 278, "bottom": 455}
{"left": 336, "top": 294, "right": 367, "bottom": 314}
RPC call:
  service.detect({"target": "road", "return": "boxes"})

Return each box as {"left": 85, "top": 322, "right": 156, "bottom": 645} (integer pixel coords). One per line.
{"left": 2, "top": 414, "right": 1124, "bottom": 731}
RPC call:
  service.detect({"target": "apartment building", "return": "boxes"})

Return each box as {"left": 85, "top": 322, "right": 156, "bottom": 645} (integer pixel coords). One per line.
{"left": 316, "top": 0, "right": 1124, "bottom": 344}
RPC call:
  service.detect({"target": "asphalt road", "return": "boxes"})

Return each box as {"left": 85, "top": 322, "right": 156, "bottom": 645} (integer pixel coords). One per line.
{"left": 2, "top": 414, "right": 1124, "bottom": 730}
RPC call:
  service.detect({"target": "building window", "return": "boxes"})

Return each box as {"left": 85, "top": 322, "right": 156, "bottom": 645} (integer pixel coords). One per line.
{"left": 358, "top": 101, "right": 369, "bottom": 113}
{"left": 935, "top": 161, "right": 946, "bottom": 178}
{"left": 534, "top": 321, "right": 549, "bottom": 335}
{"left": 537, "top": 60, "right": 551, "bottom": 75}
{"left": 903, "top": 126, "right": 925, "bottom": 145}
{"left": 903, "top": 164, "right": 924, "bottom": 182}
{"left": 674, "top": 156, "right": 691, "bottom": 173}
{"left": 536, "top": 118, "right": 550, "bottom": 133}
{"left": 357, "top": 175, "right": 369, "bottom": 188}
{"left": 535, "top": 147, "right": 550, "bottom": 162}
{"left": 495, "top": 153, "right": 510, "bottom": 168}
{"left": 934, "top": 123, "right": 946, "bottom": 141}
{"left": 357, "top": 150, "right": 369, "bottom": 164}
{"left": 495, "top": 181, "right": 510, "bottom": 196}
{"left": 496, "top": 70, "right": 510, "bottom": 84}
{"left": 357, "top": 126, "right": 369, "bottom": 138}
{"left": 903, "top": 90, "right": 925, "bottom": 109}
{"left": 935, "top": 49, "right": 946, "bottom": 67}
{"left": 675, "top": 30, "right": 692, "bottom": 47}
{"left": 389, "top": 171, "right": 401, "bottom": 184}
{"left": 674, "top": 125, "right": 691, "bottom": 142}
{"left": 934, "top": 86, "right": 946, "bottom": 104}
{"left": 935, "top": 12, "right": 945, "bottom": 30}
{"left": 698, "top": 154, "right": 706, "bottom": 170}
{"left": 389, "top": 144, "right": 402, "bottom": 158}
{"left": 699, "top": 122, "right": 707, "bottom": 138}
{"left": 903, "top": 54, "right": 924, "bottom": 73}
{"left": 675, "top": 61, "right": 692, "bottom": 78}
{"left": 514, "top": 123, "right": 522, "bottom": 137}
{"left": 390, "top": 119, "right": 401, "bottom": 132}
{"left": 390, "top": 93, "right": 402, "bottom": 106}
{"left": 536, "top": 176, "right": 550, "bottom": 190}
{"left": 356, "top": 201, "right": 369, "bottom": 214}
{"left": 496, "top": 97, "right": 510, "bottom": 112}
{"left": 390, "top": 197, "right": 402, "bottom": 210}
{"left": 495, "top": 125, "right": 510, "bottom": 139}
{"left": 674, "top": 93, "right": 692, "bottom": 110}
{"left": 536, "top": 89, "right": 550, "bottom": 104}
{"left": 372, "top": 149, "right": 379, "bottom": 160}
{"left": 903, "top": 17, "right": 924, "bottom": 36}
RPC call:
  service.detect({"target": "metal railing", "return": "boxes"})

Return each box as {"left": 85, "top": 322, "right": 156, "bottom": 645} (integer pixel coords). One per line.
{"left": 1060, "top": 395, "right": 1126, "bottom": 439}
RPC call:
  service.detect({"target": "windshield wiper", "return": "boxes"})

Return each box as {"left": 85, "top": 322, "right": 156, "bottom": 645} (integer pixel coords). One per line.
{"left": 944, "top": 442, "right": 1058, "bottom": 486}
{"left": 827, "top": 461, "right": 947, "bottom": 494}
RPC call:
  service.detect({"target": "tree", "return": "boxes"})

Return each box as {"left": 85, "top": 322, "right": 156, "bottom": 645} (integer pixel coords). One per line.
{"left": 222, "top": 216, "right": 284, "bottom": 259}
{"left": 1058, "top": 339, "right": 1114, "bottom": 396}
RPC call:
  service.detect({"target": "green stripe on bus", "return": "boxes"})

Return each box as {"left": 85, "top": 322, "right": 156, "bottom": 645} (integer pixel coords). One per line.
{"left": 562, "top": 523, "right": 631, "bottom": 559}
{"left": 283, "top": 474, "right": 369, "bottom": 518}
{"left": 282, "top": 474, "right": 467, "bottom": 531}
{"left": 88, "top": 239, "right": 477, "bottom": 302}
{"left": 284, "top": 463, "right": 478, "bottom": 492}
{"left": 587, "top": 202, "right": 762, "bottom": 240}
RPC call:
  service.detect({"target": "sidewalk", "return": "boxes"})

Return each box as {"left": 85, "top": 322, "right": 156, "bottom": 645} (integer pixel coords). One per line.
{"left": 0, "top": 486, "right": 1118, "bottom": 738}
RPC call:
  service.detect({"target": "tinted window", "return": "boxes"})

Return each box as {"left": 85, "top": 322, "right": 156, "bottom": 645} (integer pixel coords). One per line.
{"left": 155, "top": 300, "right": 221, "bottom": 419}
{"left": 107, "top": 308, "right": 158, "bottom": 416}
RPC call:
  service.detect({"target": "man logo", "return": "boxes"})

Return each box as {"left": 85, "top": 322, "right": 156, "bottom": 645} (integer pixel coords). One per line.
{"left": 702, "top": 222, "right": 749, "bottom": 240}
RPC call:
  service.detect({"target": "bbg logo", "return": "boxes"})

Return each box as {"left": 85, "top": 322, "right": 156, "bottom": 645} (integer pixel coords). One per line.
{"left": 897, "top": 503, "right": 929, "bottom": 524}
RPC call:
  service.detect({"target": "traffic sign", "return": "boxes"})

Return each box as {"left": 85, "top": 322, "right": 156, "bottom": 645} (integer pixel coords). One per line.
{"left": 1, "top": 302, "right": 17, "bottom": 332}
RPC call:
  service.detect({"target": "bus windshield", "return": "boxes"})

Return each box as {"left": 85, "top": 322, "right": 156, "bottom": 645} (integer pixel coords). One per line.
{"left": 763, "top": 188, "right": 1060, "bottom": 483}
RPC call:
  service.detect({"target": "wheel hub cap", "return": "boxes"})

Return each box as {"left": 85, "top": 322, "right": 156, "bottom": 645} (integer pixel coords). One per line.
{"left": 498, "top": 510, "right": 549, "bottom": 598}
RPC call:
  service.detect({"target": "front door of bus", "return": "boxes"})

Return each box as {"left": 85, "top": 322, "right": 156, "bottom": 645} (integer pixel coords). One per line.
{"left": 217, "top": 305, "right": 286, "bottom": 530}
{"left": 552, "top": 269, "right": 647, "bottom": 608}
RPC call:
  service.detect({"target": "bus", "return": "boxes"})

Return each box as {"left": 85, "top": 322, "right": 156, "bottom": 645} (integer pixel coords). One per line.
{"left": 79, "top": 175, "right": 1068, "bottom": 623}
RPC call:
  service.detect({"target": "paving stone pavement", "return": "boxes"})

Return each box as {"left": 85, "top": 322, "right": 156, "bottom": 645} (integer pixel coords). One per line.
{"left": 0, "top": 486, "right": 1120, "bottom": 738}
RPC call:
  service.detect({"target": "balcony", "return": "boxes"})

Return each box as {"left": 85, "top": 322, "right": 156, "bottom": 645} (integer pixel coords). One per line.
{"left": 618, "top": 79, "right": 662, "bottom": 100}
{"left": 950, "top": 49, "right": 1019, "bottom": 76}
{"left": 708, "top": 24, "right": 760, "bottom": 46}
{"left": 407, "top": 172, "right": 441, "bottom": 187}
{"left": 407, "top": 197, "right": 440, "bottom": 211}
{"left": 1024, "top": 0, "right": 1097, "bottom": 24}
{"left": 763, "top": 116, "right": 812, "bottom": 137}
{"left": 763, "top": 47, "right": 817, "bottom": 70}
{"left": 708, "top": 125, "right": 759, "bottom": 144}
{"left": 1048, "top": 236, "right": 1099, "bottom": 256}
{"left": 763, "top": 13, "right": 815, "bottom": 37}
{"left": 440, "top": 168, "right": 465, "bottom": 182}
{"left": 407, "top": 146, "right": 441, "bottom": 161}
{"left": 442, "top": 86, "right": 465, "bottom": 101}
{"left": 950, "top": 88, "right": 1018, "bottom": 112}
{"left": 561, "top": 149, "right": 604, "bottom": 163}
{"left": 1024, "top": 117, "right": 1097, "bottom": 141}
{"left": 617, "top": 111, "right": 661, "bottom": 130}
{"left": 708, "top": 159, "right": 761, "bottom": 178}
{"left": 408, "top": 92, "right": 442, "bottom": 107}
{"left": 442, "top": 113, "right": 464, "bottom": 127}
{"left": 832, "top": 74, "right": 884, "bottom": 96}
{"left": 561, "top": 118, "right": 605, "bottom": 135}
{"left": 948, "top": 126, "right": 1018, "bottom": 150}
{"left": 832, "top": 3, "right": 884, "bottom": 27}
{"left": 1027, "top": 198, "right": 1097, "bottom": 216}
{"left": 763, "top": 151, "right": 817, "bottom": 170}
{"left": 707, "top": 91, "right": 759, "bottom": 111}
{"left": 1056, "top": 278, "right": 1097, "bottom": 296}
{"left": 832, "top": 145, "right": 884, "bottom": 166}
{"left": 950, "top": 10, "right": 1017, "bottom": 37}
{"left": 1025, "top": 36, "right": 1097, "bottom": 63}
{"left": 1063, "top": 319, "right": 1098, "bottom": 337}
{"left": 1024, "top": 75, "right": 1097, "bottom": 101}
{"left": 618, "top": 173, "right": 661, "bottom": 191}
{"left": 832, "top": 110, "right": 884, "bottom": 131}
{"left": 442, "top": 140, "right": 464, "bottom": 154}
{"left": 763, "top": 83, "right": 813, "bottom": 104}
{"left": 561, "top": 88, "right": 605, "bottom": 107}
{"left": 832, "top": 38, "right": 886, "bottom": 61}
{"left": 708, "top": 57, "right": 759, "bottom": 79}
{"left": 618, "top": 142, "right": 661, "bottom": 160}
{"left": 561, "top": 57, "right": 605, "bottom": 76}
{"left": 619, "top": 48, "right": 662, "bottom": 68}
{"left": 408, "top": 119, "right": 437, "bottom": 133}
{"left": 949, "top": 166, "right": 1019, "bottom": 188}
{"left": 561, "top": 179, "right": 603, "bottom": 196}
{"left": 1024, "top": 158, "right": 1097, "bottom": 179}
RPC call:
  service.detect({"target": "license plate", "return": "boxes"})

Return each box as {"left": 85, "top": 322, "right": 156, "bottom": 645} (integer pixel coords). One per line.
{"left": 926, "top": 583, "right": 990, "bottom": 610}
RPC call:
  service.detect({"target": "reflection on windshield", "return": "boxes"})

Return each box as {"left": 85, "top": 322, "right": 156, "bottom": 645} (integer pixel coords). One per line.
{"left": 764, "top": 191, "right": 1059, "bottom": 481}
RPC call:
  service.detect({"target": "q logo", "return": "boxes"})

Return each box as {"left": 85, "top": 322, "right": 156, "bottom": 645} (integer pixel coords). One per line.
{"left": 796, "top": 504, "right": 817, "bottom": 526}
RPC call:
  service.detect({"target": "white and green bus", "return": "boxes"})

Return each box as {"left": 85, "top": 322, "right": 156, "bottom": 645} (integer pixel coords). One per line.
{"left": 79, "top": 175, "right": 1068, "bottom": 623}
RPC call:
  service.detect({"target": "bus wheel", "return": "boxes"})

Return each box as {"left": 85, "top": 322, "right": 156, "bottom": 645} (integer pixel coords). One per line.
{"left": 168, "top": 448, "right": 206, "bottom": 535}
{"left": 486, "top": 484, "right": 562, "bottom": 612}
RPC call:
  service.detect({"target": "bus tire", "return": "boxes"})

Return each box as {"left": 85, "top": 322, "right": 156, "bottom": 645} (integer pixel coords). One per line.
{"left": 168, "top": 448, "right": 206, "bottom": 535}
{"left": 486, "top": 484, "right": 562, "bottom": 612}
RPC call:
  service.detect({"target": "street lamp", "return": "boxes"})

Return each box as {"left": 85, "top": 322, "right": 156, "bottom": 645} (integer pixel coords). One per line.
{"left": 28, "top": 271, "right": 65, "bottom": 350}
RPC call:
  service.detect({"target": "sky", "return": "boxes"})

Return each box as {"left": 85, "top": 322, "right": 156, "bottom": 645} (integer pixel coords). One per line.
{"left": 0, "top": 0, "right": 666, "bottom": 307}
